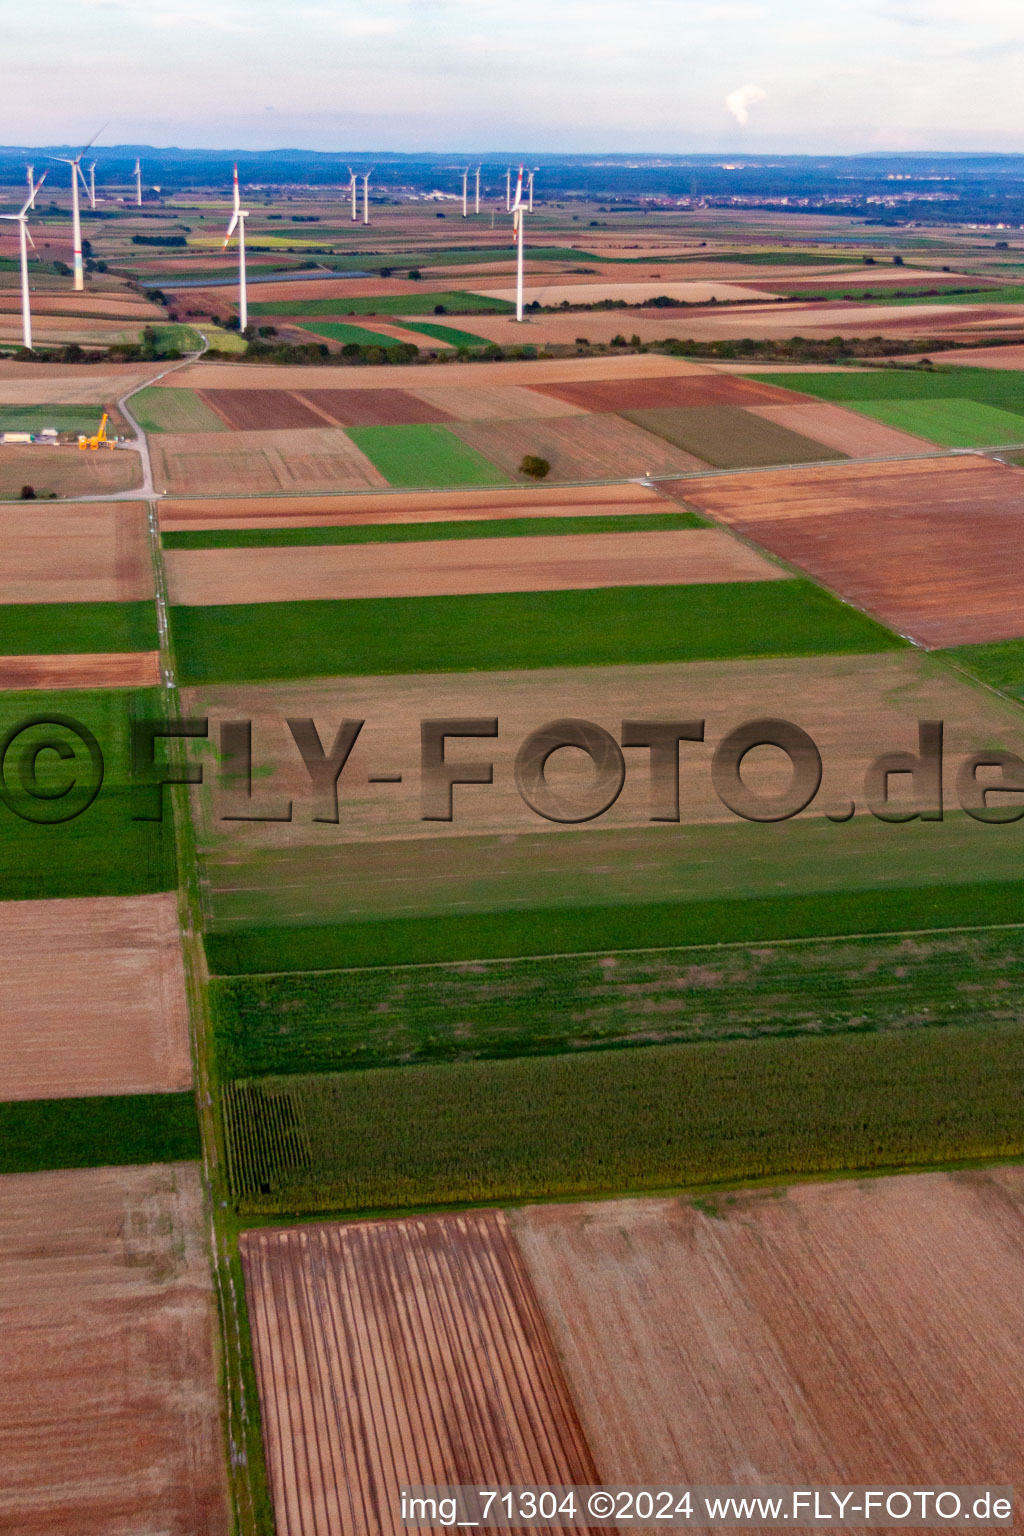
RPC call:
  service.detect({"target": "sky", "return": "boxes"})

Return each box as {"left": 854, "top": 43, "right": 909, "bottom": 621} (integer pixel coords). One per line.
{"left": 5, "top": 0, "right": 1024, "bottom": 154}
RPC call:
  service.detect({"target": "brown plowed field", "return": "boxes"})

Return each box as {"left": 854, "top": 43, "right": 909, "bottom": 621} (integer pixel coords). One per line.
{"left": 0, "top": 445, "right": 142, "bottom": 499}
{"left": 0, "top": 650, "right": 161, "bottom": 689}
{"left": 151, "top": 428, "right": 387, "bottom": 495}
{"left": 160, "top": 480, "right": 664, "bottom": 530}
{"left": 0, "top": 1162, "right": 229, "bottom": 1536}
{"left": 198, "top": 388, "right": 329, "bottom": 430}
{"left": 747, "top": 402, "right": 932, "bottom": 457}
{"left": 674, "top": 455, "right": 1024, "bottom": 646}
{"left": 0, "top": 893, "right": 191, "bottom": 1101}
{"left": 407, "top": 382, "right": 588, "bottom": 421}
{"left": 164, "top": 354, "right": 713, "bottom": 391}
{"left": 513, "top": 1171, "right": 1024, "bottom": 1498}
{"left": 0, "top": 500, "right": 153, "bottom": 602}
{"left": 296, "top": 387, "right": 454, "bottom": 426}
{"left": 532, "top": 374, "right": 795, "bottom": 411}
{"left": 165, "top": 526, "right": 782, "bottom": 605}
{"left": 240, "top": 1210, "right": 600, "bottom": 1536}
{"left": 450, "top": 413, "right": 707, "bottom": 479}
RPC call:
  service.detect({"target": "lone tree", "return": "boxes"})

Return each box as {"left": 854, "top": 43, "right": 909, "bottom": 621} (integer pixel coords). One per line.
{"left": 20, "top": 485, "right": 36, "bottom": 500}
{"left": 519, "top": 455, "right": 551, "bottom": 480}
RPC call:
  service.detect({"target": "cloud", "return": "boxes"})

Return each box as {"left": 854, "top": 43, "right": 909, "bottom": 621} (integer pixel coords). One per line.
{"left": 724, "top": 83, "right": 767, "bottom": 124}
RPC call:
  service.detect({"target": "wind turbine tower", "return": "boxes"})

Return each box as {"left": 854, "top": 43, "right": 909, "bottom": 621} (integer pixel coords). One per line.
{"left": 1, "top": 171, "right": 46, "bottom": 350}
{"left": 134, "top": 157, "right": 142, "bottom": 207}
{"left": 528, "top": 168, "right": 537, "bottom": 212}
{"left": 362, "top": 169, "right": 373, "bottom": 225}
{"left": 505, "top": 167, "right": 511, "bottom": 211}
{"left": 474, "top": 165, "right": 481, "bottom": 214}
{"left": 511, "top": 165, "right": 526, "bottom": 323}
{"left": 347, "top": 167, "right": 358, "bottom": 221}
{"left": 87, "top": 162, "right": 97, "bottom": 211}
{"left": 51, "top": 128, "right": 102, "bottom": 292}
{"left": 223, "top": 164, "right": 249, "bottom": 332}
{"left": 26, "top": 166, "right": 34, "bottom": 204}
{"left": 461, "top": 167, "right": 469, "bottom": 217}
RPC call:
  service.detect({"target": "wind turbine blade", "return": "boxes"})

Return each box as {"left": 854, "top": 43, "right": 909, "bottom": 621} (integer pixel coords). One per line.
{"left": 232, "top": 165, "right": 241, "bottom": 213}
{"left": 77, "top": 163, "right": 90, "bottom": 197}
{"left": 223, "top": 213, "right": 239, "bottom": 247}
{"left": 79, "top": 124, "right": 106, "bottom": 157}
{"left": 25, "top": 225, "right": 37, "bottom": 253}
{"left": 27, "top": 170, "right": 47, "bottom": 211}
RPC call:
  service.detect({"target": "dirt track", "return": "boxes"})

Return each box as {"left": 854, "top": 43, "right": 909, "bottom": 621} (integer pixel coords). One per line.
{"left": 0, "top": 893, "right": 192, "bottom": 1100}
{"left": 0, "top": 500, "right": 153, "bottom": 603}
{"left": 0, "top": 1162, "right": 228, "bottom": 1536}
{"left": 0, "top": 650, "right": 161, "bottom": 689}
{"left": 165, "top": 526, "right": 782, "bottom": 605}
{"left": 674, "top": 455, "right": 1024, "bottom": 646}
{"left": 513, "top": 1172, "right": 1024, "bottom": 1503}
{"left": 241, "top": 1211, "right": 599, "bottom": 1536}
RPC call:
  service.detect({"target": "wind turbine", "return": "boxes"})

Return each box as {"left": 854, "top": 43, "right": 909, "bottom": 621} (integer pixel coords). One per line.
{"left": 50, "top": 126, "right": 103, "bottom": 292}
{"left": 347, "top": 166, "right": 357, "bottom": 221}
{"left": 223, "top": 163, "right": 249, "bottom": 332}
{"left": 460, "top": 166, "right": 469, "bottom": 217}
{"left": 505, "top": 166, "right": 511, "bottom": 211}
{"left": 26, "top": 165, "right": 35, "bottom": 204}
{"left": 474, "top": 164, "right": 481, "bottom": 214}
{"left": 1, "top": 172, "right": 46, "bottom": 351}
{"left": 134, "top": 157, "right": 142, "bottom": 207}
{"left": 362, "top": 168, "right": 373, "bottom": 226}
{"left": 511, "top": 164, "right": 526, "bottom": 323}
{"left": 528, "top": 168, "right": 537, "bottom": 212}
{"left": 87, "top": 162, "right": 97, "bottom": 211}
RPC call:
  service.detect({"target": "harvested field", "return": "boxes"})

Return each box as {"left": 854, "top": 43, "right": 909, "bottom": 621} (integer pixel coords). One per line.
{"left": 240, "top": 1211, "right": 599, "bottom": 1536}
{"left": 397, "top": 310, "right": 710, "bottom": 350}
{"left": 150, "top": 428, "right": 387, "bottom": 495}
{"left": 407, "top": 382, "right": 589, "bottom": 421}
{"left": 747, "top": 401, "right": 932, "bottom": 457}
{"left": 0, "top": 367, "right": 156, "bottom": 405}
{"left": 623, "top": 405, "right": 837, "bottom": 468}
{"left": 164, "top": 527, "right": 782, "bottom": 605}
{"left": 474, "top": 279, "right": 770, "bottom": 304}
{"left": 0, "top": 444, "right": 141, "bottom": 499}
{"left": 0, "top": 650, "right": 160, "bottom": 689}
{"left": 160, "top": 481, "right": 664, "bottom": 531}
{"left": 450, "top": 412, "right": 708, "bottom": 479}
{"left": 514, "top": 1171, "right": 1024, "bottom": 1490}
{"left": 0, "top": 500, "right": 153, "bottom": 603}
{"left": 295, "top": 387, "right": 453, "bottom": 427}
{"left": 198, "top": 388, "right": 331, "bottom": 430}
{"left": 0, "top": 1162, "right": 228, "bottom": 1536}
{"left": 675, "top": 456, "right": 1024, "bottom": 646}
{"left": 532, "top": 374, "right": 795, "bottom": 411}
{"left": 164, "top": 354, "right": 713, "bottom": 391}
{"left": 0, "top": 893, "right": 191, "bottom": 1101}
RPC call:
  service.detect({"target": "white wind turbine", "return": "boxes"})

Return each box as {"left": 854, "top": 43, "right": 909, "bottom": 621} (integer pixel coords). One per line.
{"left": 511, "top": 164, "right": 526, "bottom": 322}
{"left": 50, "top": 127, "right": 103, "bottom": 292}
{"left": 505, "top": 166, "right": 511, "bottom": 211}
{"left": 134, "top": 157, "right": 142, "bottom": 207}
{"left": 362, "top": 168, "right": 373, "bottom": 225}
{"left": 474, "top": 164, "right": 481, "bottom": 214}
{"left": 347, "top": 166, "right": 357, "bottom": 221}
{"left": 26, "top": 165, "right": 35, "bottom": 204}
{"left": 223, "top": 163, "right": 249, "bottom": 332}
{"left": 1, "top": 171, "right": 47, "bottom": 351}
{"left": 527, "top": 167, "right": 537, "bottom": 212}
{"left": 87, "top": 161, "right": 97, "bottom": 211}
{"left": 460, "top": 166, "right": 469, "bottom": 217}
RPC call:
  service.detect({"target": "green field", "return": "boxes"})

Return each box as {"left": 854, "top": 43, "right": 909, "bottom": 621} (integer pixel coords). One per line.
{"left": 0, "top": 406, "right": 120, "bottom": 434}
{"left": 345, "top": 423, "right": 508, "bottom": 487}
{"left": 0, "top": 600, "right": 157, "bottom": 656}
{"left": 162, "top": 509, "right": 706, "bottom": 551}
{"left": 0, "top": 687, "right": 176, "bottom": 900}
{"left": 220, "top": 1021, "right": 1024, "bottom": 1213}
{"left": 623, "top": 405, "right": 838, "bottom": 468}
{"left": 129, "top": 387, "right": 228, "bottom": 434}
{"left": 0, "top": 1093, "right": 200, "bottom": 1173}
{"left": 211, "top": 925, "right": 1024, "bottom": 1078}
{"left": 397, "top": 320, "right": 493, "bottom": 348}
{"left": 249, "top": 290, "right": 516, "bottom": 318}
{"left": 297, "top": 321, "right": 410, "bottom": 349}
{"left": 752, "top": 367, "right": 1024, "bottom": 410}
{"left": 169, "top": 577, "right": 902, "bottom": 685}
{"left": 204, "top": 878, "right": 1022, "bottom": 974}
{"left": 850, "top": 398, "right": 1024, "bottom": 447}
{"left": 944, "top": 639, "right": 1024, "bottom": 704}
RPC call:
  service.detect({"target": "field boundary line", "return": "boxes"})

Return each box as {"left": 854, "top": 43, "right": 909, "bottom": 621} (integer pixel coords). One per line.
{"left": 208, "top": 917, "right": 1024, "bottom": 981}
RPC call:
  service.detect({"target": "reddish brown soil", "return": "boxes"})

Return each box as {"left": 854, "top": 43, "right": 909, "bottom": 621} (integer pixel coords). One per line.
{"left": 0, "top": 1162, "right": 229, "bottom": 1536}
{"left": 746, "top": 402, "right": 932, "bottom": 457}
{"left": 0, "top": 501, "right": 153, "bottom": 602}
{"left": 296, "top": 387, "right": 454, "bottom": 426}
{"left": 449, "top": 412, "right": 707, "bottom": 479}
{"left": 164, "top": 354, "right": 712, "bottom": 391}
{"left": 198, "top": 389, "right": 327, "bottom": 430}
{"left": 513, "top": 1171, "right": 1024, "bottom": 1499}
{"left": 0, "top": 651, "right": 161, "bottom": 689}
{"left": 0, "top": 893, "right": 191, "bottom": 1100}
{"left": 164, "top": 527, "right": 783, "bottom": 605}
{"left": 0, "top": 446, "right": 142, "bottom": 500}
{"left": 240, "top": 1210, "right": 599, "bottom": 1536}
{"left": 672, "top": 455, "right": 1024, "bottom": 646}
{"left": 532, "top": 374, "right": 795, "bottom": 411}
{"left": 150, "top": 428, "right": 386, "bottom": 495}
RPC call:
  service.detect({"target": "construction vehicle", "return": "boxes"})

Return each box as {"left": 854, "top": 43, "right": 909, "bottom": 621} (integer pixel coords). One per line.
{"left": 78, "top": 413, "right": 116, "bottom": 452}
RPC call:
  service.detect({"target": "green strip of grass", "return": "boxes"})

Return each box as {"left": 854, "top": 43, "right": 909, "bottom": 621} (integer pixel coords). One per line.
{"left": 204, "top": 878, "right": 1020, "bottom": 974}
{"left": 0, "top": 601, "right": 157, "bottom": 656}
{"left": 943, "top": 639, "right": 1024, "bottom": 704}
{"left": 0, "top": 687, "right": 177, "bottom": 900}
{"left": 170, "top": 578, "right": 902, "bottom": 685}
{"left": 750, "top": 367, "right": 1024, "bottom": 411}
{"left": 850, "top": 398, "right": 1024, "bottom": 447}
{"left": 298, "top": 321, "right": 409, "bottom": 349}
{"left": 162, "top": 510, "right": 706, "bottom": 551}
{"left": 250, "top": 291, "right": 515, "bottom": 318}
{"left": 344, "top": 423, "right": 508, "bottom": 487}
{"left": 129, "top": 387, "right": 228, "bottom": 434}
{"left": 222, "top": 1022, "right": 1024, "bottom": 1213}
{"left": 0, "top": 1093, "right": 200, "bottom": 1173}
{"left": 211, "top": 926, "right": 1024, "bottom": 1078}
{"left": 397, "top": 320, "right": 492, "bottom": 348}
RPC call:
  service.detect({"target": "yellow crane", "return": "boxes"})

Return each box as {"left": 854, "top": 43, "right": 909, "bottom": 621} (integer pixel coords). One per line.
{"left": 78, "top": 413, "right": 115, "bottom": 451}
